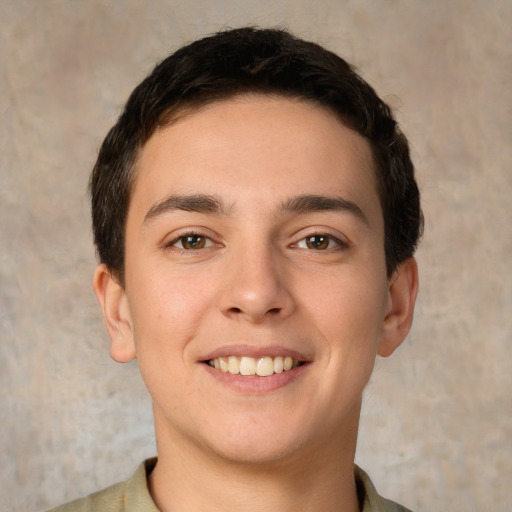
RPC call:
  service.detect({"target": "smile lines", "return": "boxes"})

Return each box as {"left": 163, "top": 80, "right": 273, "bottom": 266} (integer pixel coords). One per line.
{"left": 207, "top": 355, "right": 301, "bottom": 377}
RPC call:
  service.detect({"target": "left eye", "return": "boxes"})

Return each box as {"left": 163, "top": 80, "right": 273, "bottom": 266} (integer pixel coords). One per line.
{"left": 296, "top": 234, "right": 341, "bottom": 250}
{"left": 171, "top": 234, "right": 213, "bottom": 250}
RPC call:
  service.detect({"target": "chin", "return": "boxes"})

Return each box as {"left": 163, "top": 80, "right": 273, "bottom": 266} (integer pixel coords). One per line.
{"left": 198, "top": 417, "right": 312, "bottom": 467}
{"left": 207, "top": 438, "right": 303, "bottom": 467}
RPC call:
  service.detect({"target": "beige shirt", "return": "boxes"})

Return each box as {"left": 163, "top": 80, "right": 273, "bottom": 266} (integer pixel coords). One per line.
{"left": 48, "top": 458, "right": 413, "bottom": 512}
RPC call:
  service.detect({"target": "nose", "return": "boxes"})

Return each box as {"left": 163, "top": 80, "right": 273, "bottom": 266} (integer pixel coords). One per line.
{"left": 218, "top": 244, "right": 296, "bottom": 323}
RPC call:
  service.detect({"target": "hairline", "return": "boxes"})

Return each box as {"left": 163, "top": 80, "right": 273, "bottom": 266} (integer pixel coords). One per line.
{"left": 126, "top": 90, "right": 385, "bottom": 237}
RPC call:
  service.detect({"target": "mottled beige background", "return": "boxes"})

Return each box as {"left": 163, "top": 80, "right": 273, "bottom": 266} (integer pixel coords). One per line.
{"left": 1, "top": 1, "right": 511, "bottom": 511}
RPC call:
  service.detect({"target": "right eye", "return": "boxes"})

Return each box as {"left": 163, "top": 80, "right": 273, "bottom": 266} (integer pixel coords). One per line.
{"left": 168, "top": 233, "right": 213, "bottom": 250}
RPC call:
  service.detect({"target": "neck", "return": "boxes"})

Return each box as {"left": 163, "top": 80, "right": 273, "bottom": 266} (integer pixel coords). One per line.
{"left": 148, "top": 407, "right": 361, "bottom": 512}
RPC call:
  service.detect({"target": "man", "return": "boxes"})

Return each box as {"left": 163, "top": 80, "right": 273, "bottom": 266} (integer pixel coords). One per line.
{"left": 52, "top": 27, "right": 422, "bottom": 512}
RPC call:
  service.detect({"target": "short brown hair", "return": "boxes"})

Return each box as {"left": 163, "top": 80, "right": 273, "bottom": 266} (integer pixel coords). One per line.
{"left": 90, "top": 27, "right": 423, "bottom": 284}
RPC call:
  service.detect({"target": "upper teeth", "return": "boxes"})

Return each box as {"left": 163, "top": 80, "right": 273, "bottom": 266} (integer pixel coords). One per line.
{"left": 207, "top": 356, "right": 298, "bottom": 376}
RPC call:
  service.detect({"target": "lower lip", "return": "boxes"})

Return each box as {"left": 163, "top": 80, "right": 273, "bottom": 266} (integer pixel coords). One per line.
{"left": 203, "top": 363, "right": 310, "bottom": 393}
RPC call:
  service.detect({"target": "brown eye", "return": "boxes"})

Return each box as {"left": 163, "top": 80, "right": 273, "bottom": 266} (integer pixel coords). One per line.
{"left": 174, "top": 234, "right": 208, "bottom": 250}
{"left": 305, "top": 235, "right": 330, "bottom": 250}
{"left": 182, "top": 235, "right": 206, "bottom": 249}
{"left": 296, "top": 234, "right": 346, "bottom": 251}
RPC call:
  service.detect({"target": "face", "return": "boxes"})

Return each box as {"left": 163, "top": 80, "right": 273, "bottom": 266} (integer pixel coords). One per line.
{"left": 95, "top": 95, "right": 417, "bottom": 467}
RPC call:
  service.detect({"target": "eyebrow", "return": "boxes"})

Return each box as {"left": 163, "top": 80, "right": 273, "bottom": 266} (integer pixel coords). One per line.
{"left": 144, "top": 192, "right": 369, "bottom": 226}
{"left": 279, "top": 194, "right": 369, "bottom": 226}
{"left": 144, "top": 194, "right": 226, "bottom": 222}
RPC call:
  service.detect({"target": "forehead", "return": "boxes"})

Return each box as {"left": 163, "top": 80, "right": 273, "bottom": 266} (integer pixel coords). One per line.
{"left": 129, "top": 95, "right": 381, "bottom": 227}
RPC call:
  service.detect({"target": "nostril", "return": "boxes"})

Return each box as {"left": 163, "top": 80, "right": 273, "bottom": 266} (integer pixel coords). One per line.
{"left": 226, "top": 306, "right": 282, "bottom": 317}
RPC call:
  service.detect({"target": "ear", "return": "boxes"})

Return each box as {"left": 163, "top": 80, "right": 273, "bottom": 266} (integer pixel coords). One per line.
{"left": 378, "top": 257, "right": 419, "bottom": 357}
{"left": 92, "top": 264, "right": 136, "bottom": 363}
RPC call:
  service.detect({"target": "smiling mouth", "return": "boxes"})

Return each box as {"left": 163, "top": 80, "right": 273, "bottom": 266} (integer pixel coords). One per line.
{"left": 206, "top": 356, "right": 303, "bottom": 377}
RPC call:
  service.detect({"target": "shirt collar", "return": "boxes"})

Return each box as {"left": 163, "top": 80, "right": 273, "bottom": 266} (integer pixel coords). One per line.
{"left": 127, "top": 458, "right": 410, "bottom": 512}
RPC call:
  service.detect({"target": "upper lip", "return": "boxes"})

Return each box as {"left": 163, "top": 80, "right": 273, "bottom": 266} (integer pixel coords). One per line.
{"left": 201, "top": 344, "right": 312, "bottom": 362}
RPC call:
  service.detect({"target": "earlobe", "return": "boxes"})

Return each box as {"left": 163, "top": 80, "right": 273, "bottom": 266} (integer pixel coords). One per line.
{"left": 92, "top": 264, "right": 137, "bottom": 363}
{"left": 378, "top": 257, "right": 419, "bottom": 357}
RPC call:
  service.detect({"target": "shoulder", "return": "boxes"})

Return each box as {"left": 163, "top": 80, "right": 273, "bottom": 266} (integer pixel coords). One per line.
{"left": 47, "top": 480, "right": 127, "bottom": 512}
{"left": 355, "top": 466, "right": 414, "bottom": 512}
{"left": 46, "top": 459, "right": 158, "bottom": 512}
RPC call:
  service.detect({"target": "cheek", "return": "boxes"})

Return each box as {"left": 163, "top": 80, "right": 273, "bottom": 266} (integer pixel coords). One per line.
{"left": 303, "top": 267, "right": 389, "bottom": 379}
{"left": 127, "top": 268, "right": 215, "bottom": 353}
{"left": 126, "top": 272, "right": 213, "bottom": 402}
{"left": 307, "top": 270, "right": 388, "bottom": 331}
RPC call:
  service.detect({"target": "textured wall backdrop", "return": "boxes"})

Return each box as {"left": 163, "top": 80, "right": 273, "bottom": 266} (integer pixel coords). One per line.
{"left": 1, "top": 1, "right": 511, "bottom": 511}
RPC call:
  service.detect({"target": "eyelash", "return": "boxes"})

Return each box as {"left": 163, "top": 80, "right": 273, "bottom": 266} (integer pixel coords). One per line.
{"left": 165, "top": 231, "right": 348, "bottom": 252}
{"left": 165, "top": 230, "right": 216, "bottom": 251}
{"left": 295, "top": 233, "right": 349, "bottom": 251}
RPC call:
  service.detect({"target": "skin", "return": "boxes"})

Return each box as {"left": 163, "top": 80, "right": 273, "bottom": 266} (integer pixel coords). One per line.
{"left": 94, "top": 95, "right": 418, "bottom": 512}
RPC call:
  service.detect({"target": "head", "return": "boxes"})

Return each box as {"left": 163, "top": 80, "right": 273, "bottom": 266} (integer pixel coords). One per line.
{"left": 90, "top": 27, "right": 422, "bottom": 286}
{"left": 90, "top": 28, "right": 422, "bottom": 466}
